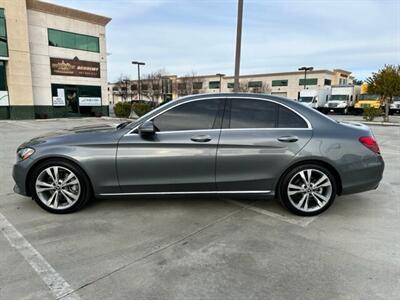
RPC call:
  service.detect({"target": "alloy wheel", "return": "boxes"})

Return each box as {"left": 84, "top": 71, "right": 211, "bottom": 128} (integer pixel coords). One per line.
{"left": 35, "top": 166, "right": 81, "bottom": 210}
{"left": 287, "top": 168, "right": 332, "bottom": 213}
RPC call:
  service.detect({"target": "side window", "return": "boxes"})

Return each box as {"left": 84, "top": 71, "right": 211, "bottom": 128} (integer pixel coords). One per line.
{"left": 153, "top": 99, "right": 222, "bottom": 132}
{"left": 229, "top": 99, "right": 276, "bottom": 128}
{"left": 277, "top": 105, "right": 308, "bottom": 128}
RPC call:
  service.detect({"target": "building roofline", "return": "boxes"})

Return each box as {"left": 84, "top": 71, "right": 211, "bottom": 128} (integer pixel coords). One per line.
{"left": 333, "top": 69, "right": 352, "bottom": 74}
{"left": 26, "top": 0, "right": 111, "bottom": 26}
{"left": 224, "top": 69, "right": 337, "bottom": 79}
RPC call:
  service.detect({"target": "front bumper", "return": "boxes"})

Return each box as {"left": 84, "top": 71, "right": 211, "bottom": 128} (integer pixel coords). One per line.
{"left": 12, "top": 160, "right": 31, "bottom": 196}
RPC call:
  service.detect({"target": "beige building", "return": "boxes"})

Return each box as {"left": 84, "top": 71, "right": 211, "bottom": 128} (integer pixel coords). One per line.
{"left": 0, "top": 0, "right": 111, "bottom": 119}
{"left": 109, "top": 69, "right": 354, "bottom": 104}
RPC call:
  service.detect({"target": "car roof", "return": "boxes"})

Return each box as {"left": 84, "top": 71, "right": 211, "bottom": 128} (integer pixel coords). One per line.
{"left": 128, "top": 93, "right": 338, "bottom": 131}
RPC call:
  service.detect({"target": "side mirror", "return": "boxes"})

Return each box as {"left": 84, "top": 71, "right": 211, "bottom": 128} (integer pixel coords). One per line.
{"left": 138, "top": 120, "right": 155, "bottom": 136}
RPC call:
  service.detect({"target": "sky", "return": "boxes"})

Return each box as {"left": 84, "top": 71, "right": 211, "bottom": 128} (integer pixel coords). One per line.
{"left": 46, "top": 0, "right": 400, "bottom": 82}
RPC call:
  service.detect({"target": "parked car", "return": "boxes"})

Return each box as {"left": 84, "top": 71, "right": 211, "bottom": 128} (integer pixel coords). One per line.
{"left": 13, "top": 93, "right": 384, "bottom": 216}
{"left": 389, "top": 96, "right": 400, "bottom": 115}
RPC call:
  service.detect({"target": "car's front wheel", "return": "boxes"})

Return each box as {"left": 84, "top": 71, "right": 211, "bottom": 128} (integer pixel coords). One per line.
{"left": 278, "top": 164, "right": 337, "bottom": 216}
{"left": 30, "top": 159, "right": 91, "bottom": 213}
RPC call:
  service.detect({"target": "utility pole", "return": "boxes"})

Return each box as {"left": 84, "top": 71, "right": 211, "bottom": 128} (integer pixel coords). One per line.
{"left": 233, "top": 0, "right": 243, "bottom": 92}
{"left": 298, "top": 66, "right": 313, "bottom": 89}
{"left": 132, "top": 61, "right": 145, "bottom": 100}
{"left": 216, "top": 73, "right": 225, "bottom": 93}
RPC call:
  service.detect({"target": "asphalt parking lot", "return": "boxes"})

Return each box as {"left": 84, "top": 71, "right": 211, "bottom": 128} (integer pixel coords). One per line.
{"left": 0, "top": 117, "right": 399, "bottom": 300}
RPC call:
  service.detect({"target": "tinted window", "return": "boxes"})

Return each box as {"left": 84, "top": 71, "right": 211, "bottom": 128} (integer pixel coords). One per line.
{"left": 278, "top": 106, "right": 308, "bottom": 128}
{"left": 153, "top": 99, "right": 222, "bottom": 132}
{"left": 229, "top": 99, "right": 276, "bottom": 128}
{"left": 48, "top": 29, "right": 100, "bottom": 52}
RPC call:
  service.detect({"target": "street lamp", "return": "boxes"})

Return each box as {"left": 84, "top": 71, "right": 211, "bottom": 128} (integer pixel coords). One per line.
{"left": 233, "top": 0, "right": 244, "bottom": 92}
{"left": 298, "top": 66, "right": 314, "bottom": 89}
{"left": 216, "top": 73, "right": 225, "bottom": 93}
{"left": 132, "top": 61, "right": 145, "bottom": 101}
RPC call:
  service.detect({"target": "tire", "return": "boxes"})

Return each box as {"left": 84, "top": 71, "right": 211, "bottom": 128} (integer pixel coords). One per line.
{"left": 278, "top": 164, "right": 337, "bottom": 216}
{"left": 29, "top": 159, "right": 92, "bottom": 214}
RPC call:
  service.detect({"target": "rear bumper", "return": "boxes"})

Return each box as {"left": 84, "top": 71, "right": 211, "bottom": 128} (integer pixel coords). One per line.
{"left": 341, "top": 155, "right": 384, "bottom": 195}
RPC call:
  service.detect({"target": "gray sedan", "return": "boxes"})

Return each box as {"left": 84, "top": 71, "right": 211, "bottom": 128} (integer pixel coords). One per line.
{"left": 12, "top": 93, "right": 384, "bottom": 216}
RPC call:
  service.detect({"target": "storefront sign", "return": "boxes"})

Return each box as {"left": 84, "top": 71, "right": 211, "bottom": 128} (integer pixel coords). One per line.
{"left": 79, "top": 97, "right": 101, "bottom": 106}
{"left": 50, "top": 57, "right": 100, "bottom": 78}
{"left": 52, "top": 88, "right": 65, "bottom": 106}
{"left": 0, "top": 90, "right": 9, "bottom": 106}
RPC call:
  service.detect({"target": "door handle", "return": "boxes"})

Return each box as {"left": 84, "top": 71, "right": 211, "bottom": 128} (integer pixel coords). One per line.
{"left": 191, "top": 134, "right": 212, "bottom": 143}
{"left": 278, "top": 136, "right": 298, "bottom": 143}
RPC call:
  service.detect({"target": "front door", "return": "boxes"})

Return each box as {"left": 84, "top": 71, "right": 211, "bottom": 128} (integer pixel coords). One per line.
{"left": 65, "top": 89, "right": 79, "bottom": 116}
{"left": 216, "top": 98, "right": 312, "bottom": 193}
{"left": 117, "top": 98, "right": 225, "bottom": 193}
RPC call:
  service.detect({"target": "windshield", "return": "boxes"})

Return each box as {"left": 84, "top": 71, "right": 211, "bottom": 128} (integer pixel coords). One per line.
{"left": 299, "top": 97, "right": 313, "bottom": 103}
{"left": 330, "top": 95, "right": 349, "bottom": 101}
{"left": 359, "top": 94, "right": 380, "bottom": 101}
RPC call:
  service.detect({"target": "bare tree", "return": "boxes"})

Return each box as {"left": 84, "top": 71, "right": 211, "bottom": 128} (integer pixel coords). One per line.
{"left": 236, "top": 80, "right": 271, "bottom": 94}
{"left": 141, "top": 70, "right": 166, "bottom": 107}
{"left": 177, "top": 72, "right": 204, "bottom": 96}
{"left": 113, "top": 74, "right": 131, "bottom": 102}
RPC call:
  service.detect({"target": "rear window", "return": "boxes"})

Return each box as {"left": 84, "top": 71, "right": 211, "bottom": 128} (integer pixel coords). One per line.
{"left": 278, "top": 106, "right": 308, "bottom": 128}
{"left": 229, "top": 99, "right": 276, "bottom": 128}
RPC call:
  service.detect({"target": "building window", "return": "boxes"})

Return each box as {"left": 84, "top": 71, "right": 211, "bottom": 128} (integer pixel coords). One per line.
{"left": 0, "top": 8, "right": 8, "bottom": 57}
{"left": 51, "top": 84, "right": 102, "bottom": 115}
{"left": 0, "top": 61, "right": 7, "bottom": 91}
{"left": 177, "top": 83, "right": 186, "bottom": 90}
{"left": 141, "top": 84, "right": 149, "bottom": 90}
{"left": 324, "top": 79, "right": 332, "bottom": 86}
{"left": 112, "top": 87, "right": 118, "bottom": 91}
{"left": 272, "top": 80, "right": 288, "bottom": 87}
{"left": 209, "top": 81, "right": 220, "bottom": 89}
{"left": 131, "top": 84, "right": 137, "bottom": 90}
{"left": 48, "top": 29, "right": 100, "bottom": 53}
{"left": 248, "top": 81, "right": 262, "bottom": 88}
{"left": 299, "top": 78, "right": 318, "bottom": 86}
{"left": 152, "top": 83, "right": 160, "bottom": 90}
{"left": 227, "top": 82, "right": 234, "bottom": 89}
{"left": 193, "top": 82, "right": 203, "bottom": 90}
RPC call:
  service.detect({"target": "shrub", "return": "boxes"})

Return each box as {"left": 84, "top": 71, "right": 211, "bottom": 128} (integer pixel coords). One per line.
{"left": 114, "top": 102, "right": 131, "bottom": 118}
{"left": 363, "top": 107, "right": 383, "bottom": 121}
{"left": 132, "top": 102, "right": 153, "bottom": 117}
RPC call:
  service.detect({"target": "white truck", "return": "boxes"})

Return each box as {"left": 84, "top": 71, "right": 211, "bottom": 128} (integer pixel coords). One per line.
{"left": 298, "top": 87, "right": 331, "bottom": 111}
{"left": 325, "top": 85, "right": 360, "bottom": 114}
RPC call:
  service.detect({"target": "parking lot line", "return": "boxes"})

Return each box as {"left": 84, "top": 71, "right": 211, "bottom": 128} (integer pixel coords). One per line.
{"left": 223, "top": 199, "right": 317, "bottom": 227}
{"left": 0, "top": 211, "right": 80, "bottom": 300}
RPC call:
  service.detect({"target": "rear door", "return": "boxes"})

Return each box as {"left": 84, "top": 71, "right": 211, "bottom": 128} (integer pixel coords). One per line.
{"left": 216, "top": 97, "right": 312, "bottom": 193}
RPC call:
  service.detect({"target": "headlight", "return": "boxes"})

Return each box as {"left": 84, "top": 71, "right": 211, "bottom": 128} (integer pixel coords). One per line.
{"left": 17, "top": 147, "right": 35, "bottom": 161}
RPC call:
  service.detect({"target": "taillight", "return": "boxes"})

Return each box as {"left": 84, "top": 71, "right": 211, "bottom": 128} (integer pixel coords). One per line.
{"left": 359, "top": 136, "right": 380, "bottom": 154}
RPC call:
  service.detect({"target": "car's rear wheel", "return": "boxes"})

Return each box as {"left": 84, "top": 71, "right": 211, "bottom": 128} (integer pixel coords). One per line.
{"left": 278, "top": 164, "right": 337, "bottom": 216}
{"left": 30, "top": 160, "right": 91, "bottom": 213}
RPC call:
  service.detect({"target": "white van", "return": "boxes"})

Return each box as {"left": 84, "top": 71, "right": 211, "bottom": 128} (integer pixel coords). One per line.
{"left": 298, "top": 87, "right": 331, "bottom": 111}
